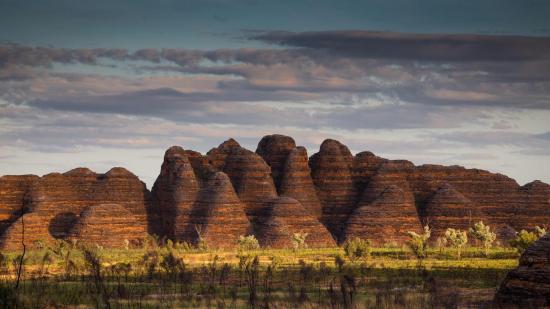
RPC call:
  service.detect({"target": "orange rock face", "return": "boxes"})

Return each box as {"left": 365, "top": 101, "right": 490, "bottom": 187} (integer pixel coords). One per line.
{"left": 257, "top": 197, "right": 336, "bottom": 248}
{"left": 66, "top": 204, "right": 148, "bottom": 248}
{"left": 309, "top": 139, "right": 359, "bottom": 239}
{"left": 344, "top": 184, "right": 422, "bottom": 245}
{"left": 151, "top": 146, "right": 199, "bottom": 239}
{"left": 206, "top": 138, "right": 241, "bottom": 171}
{"left": 279, "top": 147, "right": 323, "bottom": 219}
{"left": 0, "top": 168, "right": 152, "bottom": 250}
{"left": 0, "top": 175, "right": 38, "bottom": 234}
{"left": 1, "top": 135, "right": 549, "bottom": 250}
{"left": 184, "top": 172, "right": 252, "bottom": 249}
{"left": 256, "top": 134, "right": 296, "bottom": 192}
{"left": 423, "top": 183, "right": 481, "bottom": 239}
{"left": 493, "top": 233, "right": 550, "bottom": 307}
{"left": 409, "top": 165, "right": 548, "bottom": 239}
{"left": 218, "top": 144, "right": 278, "bottom": 225}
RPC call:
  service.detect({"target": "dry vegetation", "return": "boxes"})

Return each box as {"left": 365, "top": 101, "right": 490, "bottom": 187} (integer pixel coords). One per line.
{"left": 0, "top": 236, "right": 519, "bottom": 308}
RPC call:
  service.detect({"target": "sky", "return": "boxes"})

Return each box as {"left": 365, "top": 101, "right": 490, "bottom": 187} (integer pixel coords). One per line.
{"left": 1, "top": 0, "right": 550, "bottom": 187}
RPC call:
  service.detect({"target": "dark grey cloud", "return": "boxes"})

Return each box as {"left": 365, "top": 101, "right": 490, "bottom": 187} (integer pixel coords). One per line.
{"left": 252, "top": 30, "right": 550, "bottom": 61}
{"left": 2, "top": 29, "right": 550, "bottom": 120}
{"left": 26, "top": 87, "right": 490, "bottom": 130}
{"left": 0, "top": 44, "right": 128, "bottom": 68}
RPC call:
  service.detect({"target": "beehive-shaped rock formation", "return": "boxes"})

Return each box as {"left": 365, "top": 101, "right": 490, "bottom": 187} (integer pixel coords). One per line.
{"left": 309, "top": 139, "right": 358, "bottom": 239}
{"left": 257, "top": 197, "right": 336, "bottom": 248}
{"left": 151, "top": 146, "right": 199, "bottom": 239}
{"left": 0, "top": 212, "right": 57, "bottom": 249}
{"left": 180, "top": 172, "right": 252, "bottom": 248}
{"left": 183, "top": 149, "right": 217, "bottom": 186}
{"left": 256, "top": 134, "right": 296, "bottom": 192}
{"left": 0, "top": 167, "right": 152, "bottom": 250}
{"left": 424, "top": 183, "right": 480, "bottom": 239}
{"left": 515, "top": 181, "right": 550, "bottom": 232}
{"left": 494, "top": 233, "right": 550, "bottom": 307}
{"left": 220, "top": 145, "right": 278, "bottom": 224}
{"left": 411, "top": 165, "right": 524, "bottom": 232}
{"left": 351, "top": 151, "right": 389, "bottom": 194}
{"left": 359, "top": 163, "right": 414, "bottom": 207}
{"left": 206, "top": 138, "right": 241, "bottom": 170}
{"left": 1, "top": 135, "right": 550, "bottom": 249}
{"left": 0, "top": 175, "right": 38, "bottom": 234}
{"left": 344, "top": 184, "right": 422, "bottom": 245}
{"left": 66, "top": 204, "right": 147, "bottom": 248}
{"left": 279, "top": 147, "right": 323, "bottom": 218}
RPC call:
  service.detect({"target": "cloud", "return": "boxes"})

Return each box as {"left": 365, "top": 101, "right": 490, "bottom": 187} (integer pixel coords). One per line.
{"left": 252, "top": 30, "right": 550, "bottom": 61}
{"left": 433, "top": 130, "right": 550, "bottom": 155}
{"left": 2, "top": 32, "right": 550, "bottom": 110}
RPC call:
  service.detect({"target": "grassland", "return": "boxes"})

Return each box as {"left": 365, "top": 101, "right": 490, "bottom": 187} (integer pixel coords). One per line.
{"left": 0, "top": 243, "right": 518, "bottom": 308}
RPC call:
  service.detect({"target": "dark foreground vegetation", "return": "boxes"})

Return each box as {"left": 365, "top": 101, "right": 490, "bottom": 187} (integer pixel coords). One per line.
{"left": 0, "top": 239, "right": 519, "bottom": 308}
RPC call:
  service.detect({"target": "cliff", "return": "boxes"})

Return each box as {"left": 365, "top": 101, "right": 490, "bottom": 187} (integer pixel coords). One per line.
{"left": 1, "top": 134, "right": 549, "bottom": 250}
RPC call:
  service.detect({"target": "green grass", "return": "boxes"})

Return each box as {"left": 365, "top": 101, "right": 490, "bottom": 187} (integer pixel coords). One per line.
{"left": 0, "top": 245, "right": 519, "bottom": 308}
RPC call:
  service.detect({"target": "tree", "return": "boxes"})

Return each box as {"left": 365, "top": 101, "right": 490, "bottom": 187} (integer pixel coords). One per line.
{"left": 468, "top": 221, "right": 497, "bottom": 257}
{"left": 343, "top": 237, "right": 371, "bottom": 262}
{"left": 445, "top": 228, "right": 468, "bottom": 259}
{"left": 291, "top": 232, "right": 309, "bottom": 250}
{"left": 406, "top": 225, "right": 431, "bottom": 265}
{"left": 237, "top": 235, "right": 260, "bottom": 251}
{"left": 509, "top": 230, "right": 539, "bottom": 254}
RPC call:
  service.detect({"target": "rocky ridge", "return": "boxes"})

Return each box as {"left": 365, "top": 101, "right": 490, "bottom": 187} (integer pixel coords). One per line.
{"left": 1, "top": 134, "right": 549, "bottom": 250}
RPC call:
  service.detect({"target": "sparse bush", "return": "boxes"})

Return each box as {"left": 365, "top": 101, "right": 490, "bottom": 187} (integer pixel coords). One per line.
{"left": 334, "top": 254, "right": 346, "bottom": 273}
{"left": 49, "top": 239, "right": 75, "bottom": 278}
{"left": 160, "top": 251, "right": 185, "bottom": 280}
{"left": 194, "top": 225, "right": 208, "bottom": 252}
{"left": 509, "top": 229, "right": 539, "bottom": 254}
{"left": 243, "top": 255, "right": 260, "bottom": 307}
{"left": 406, "top": 225, "right": 431, "bottom": 264}
{"left": 33, "top": 240, "right": 46, "bottom": 250}
{"left": 343, "top": 237, "right": 371, "bottom": 262}
{"left": 445, "top": 228, "right": 468, "bottom": 259}
{"left": 143, "top": 234, "right": 160, "bottom": 250}
{"left": 291, "top": 232, "right": 309, "bottom": 250}
{"left": 82, "top": 247, "right": 111, "bottom": 308}
{"left": 469, "top": 221, "right": 496, "bottom": 257}
{"left": 435, "top": 236, "right": 447, "bottom": 253}
{"left": 165, "top": 239, "right": 174, "bottom": 251}
{"left": 174, "top": 241, "right": 194, "bottom": 252}
{"left": 534, "top": 226, "right": 546, "bottom": 238}
{"left": 237, "top": 235, "right": 260, "bottom": 251}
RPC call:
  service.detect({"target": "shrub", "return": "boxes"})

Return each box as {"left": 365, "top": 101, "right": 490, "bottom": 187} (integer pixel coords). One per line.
{"left": 165, "top": 239, "right": 174, "bottom": 251}
{"left": 334, "top": 254, "right": 346, "bottom": 272}
{"left": 435, "top": 236, "right": 447, "bottom": 253}
{"left": 535, "top": 226, "right": 547, "bottom": 238}
{"left": 509, "top": 230, "right": 539, "bottom": 254}
{"left": 291, "top": 232, "right": 309, "bottom": 250}
{"left": 468, "top": 221, "right": 496, "bottom": 257}
{"left": 343, "top": 237, "right": 371, "bottom": 262}
{"left": 445, "top": 228, "right": 468, "bottom": 259}
{"left": 237, "top": 235, "right": 260, "bottom": 251}
{"left": 194, "top": 225, "right": 208, "bottom": 252}
{"left": 174, "top": 241, "right": 194, "bottom": 252}
{"left": 143, "top": 234, "right": 160, "bottom": 250}
{"left": 406, "top": 225, "right": 431, "bottom": 264}
{"left": 160, "top": 251, "right": 185, "bottom": 280}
